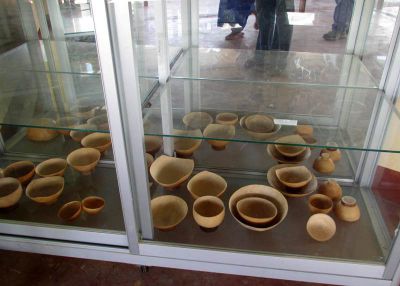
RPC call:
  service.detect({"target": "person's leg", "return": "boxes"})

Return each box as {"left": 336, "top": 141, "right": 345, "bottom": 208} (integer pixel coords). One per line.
{"left": 324, "top": 0, "right": 354, "bottom": 41}
{"left": 225, "top": 27, "right": 244, "bottom": 40}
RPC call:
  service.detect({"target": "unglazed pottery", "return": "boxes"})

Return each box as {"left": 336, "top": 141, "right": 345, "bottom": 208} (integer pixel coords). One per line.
{"left": 266, "top": 144, "right": 311, "bottom": 164}
{"left": 0, "top": 177, "right": 22, "bottom": 208}
{"left": 58, "top": 201, "right": 82, "bottom": 221}
{"left": 56, "top": 117, "right": 81, "bottom": 136}
{"left": 35, "top": 158, "right": 67, "bottom": 177}
{"left": 313, "top": 153, "right": 335, "bottom": 174}
{"left": 334, "top": 196, "right": 361, "bottom": 222}
{"left": 151, "top": 195, "right": 188, "bottom": 230}
{"left": 275, "top": 165, "right": 312, "bottom": 188}
{"left": 87, "top": 114, "right": 109, "bottom": 130}
{"left": 4, "top": 161, "right": 35, "bottom": 185}
{"left": 215, "top": 112, "right": 238, "bottom": 125}
{"left": 193, "top": 196, "right": 225, "bottom": 230}
{"left": 187, "top": 171, "right": 227, "bottom": 199}
{"left": 240, "top": 115, "right": 281, "bottom": 140}
{"left": 26, "top": 177, "right": 64, "bottom": 205}
{"left": 70, "top": 124, "right": 96, "bottom": 142}
{"left": 236, "top": 197, "right": 277, "bottom": 225}
{"left": 274, "top": 135, "right": 306, "bottom": 157}
{"left": 321, "top": 142, "right": 342, "bottom": 162}
{"left": 245, "top": 114, "right": 274, "bottom": 133}
{"left": 26, "top": 119, "right": 58, "bottom": 142}
{"left": 67, "top": 148, "right": 101, "bottom": 175}
{"left": 173, "top": 129, "right": 202, "bottom": 157}
{"left": 149, "top": 155, "right": 194, "bottom": 189}
{"left": 146, "top": 153, "right": 154, "bottom": 169}
{"left": 318, "top": 179, "right": 342, "bottom": 201}
{"left": 203, "top": 124, "right": 235, "bottom": 150}
{"left": 308, "top": 194, "right": 333, "bottom": 214}
{"left": 182, "top": 112, "right": 213, "bottom": 130}
{"left": 306, "top": 213, "right": 336, "bottom": 242}
{"left": 82, "top": 196, "right": 105, "bottom": 215}
{"left": 145, "top": 135, "right": 163, "bottom": 155}
{"left": 296, "top": 125, "right": 313, "bottom": 137}
{"left": 81, "top": 132, "right": 112, "bottom": 153}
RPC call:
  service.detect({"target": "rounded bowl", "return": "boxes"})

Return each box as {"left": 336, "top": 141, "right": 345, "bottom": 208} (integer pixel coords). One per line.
{"left": 236, "top": 197, "right": 277, "bottom": 225}
{"left": 266, "top": 144, "right": 311, "bottom": 164}
{"left": 56, "top": 117, "right": 81, "bottom": 135}
{"left": 215, "top": 112, "right": 238, "bottom": 125}
{"left": 82, "top": 196, "right": 105, "bottom": 215}
{"left": 67, "top": 148, "right": 101, "bottom": 175}
{"left": 26, "top": 118, "right": 58, "bottom": 142}
{"left": 173, "top": 129, "right": 202, "bottom": 157}
{"left": 187, "top": 171, "right": 227, "bottom": 199}
{"left": 58, "top": 201, "right": 82, "bottom": 221}
{"left": 182, "top": 112, "right": 213, "bottom": 130}
{"left": 306, "top": 213, "right": 336, "bottom": 242}
{"left": 274, "top": 135, "right": 306, "bottom": 157}
{"left": 193, "top": 196, "right": 225, "bottom": 230}
{"left": 35, "top": 158, "right": 67, "bottom": 177}
{"left": 245, "top": 114, "right": 274, "bottom": 133}
{"left": 26, "top": 177, "right": 64, "bottom": 205}
{"left": 4, "top": 161, "right": 35, "bottom": 185}
{"left": 81, "top": 132, "right": 112, "bottom": 153}
{"left": 240, "top": 115, "right": 281, "bottom": 140}
{"left": 203, "top": 124, "right": 235, "bottom": 150}
{"left": 145, "top": 135, "right": 163, "bottom": 155}
{"left": 70, "top": 124, "right": 96, "bottom": 142}
{"left": 334, "top": 196, "right": 361, "bottom": 222}
{"left": 308, "top": 194, "right": 333, "bottom": 214}
{"left": 151, "top": 195, "right": 188, "bottom": 230}
{"left": 318, "top": 179, "right": 342, "bottom": 201}
{"left": 296, "top": 124, "right": 313, "bottom": 137}
{"left": 0, "top": 177, "right": 22, "bottom": 208}
{"left": 275, "top": 165, "right": 312, "bottom": 188}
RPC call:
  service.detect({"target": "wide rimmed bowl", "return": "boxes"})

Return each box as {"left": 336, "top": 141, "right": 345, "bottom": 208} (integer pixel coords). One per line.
{"left": 240, "top": 115, "right": 281, "bottom": 140}
{"left": 35, "top": 158, "right": 67, "bottom": 177}
{"left": 26, "top": 118, "right": 58, "bottom": 142}
{"left": 236, "top": 197, "right": 277, "bottom": 225}
{"left": 203, "top": 124, "right": 235, "bottom": 150}
{"left": 149, "top": 155, "right": 194, "bottom": 189}
{"left": 215, "top": 112, "right": 238, "bottom": 125}
{"left": 58, "top": 201, "right": 82, "bottom": 221}
{"left": 56, "top": 117, "right": 81, "bottom": 136}
{"left": 275, "top": 165, "right": 312, "bottom": 188}
{"left": 308, "top": 194, "right": 333, "bottom": 214}
{"left": 26, "top": 176, "right": 64, "bottom": 205}
{"left": 193, "top": 196, "right": 225, "bottom": 231}
{"left": 266, "top": 144, "right": 311, "bottom": 164}
{"left": 87, "top": 114, "right": 109, "bottom": 130}
{"left": 70, "top": 124, "right": 96, "bottom": 142}
{"left": 173, "top": 129, "right": 202, "bottom": 157}
{"left": 274, "top": 135, "right": 306, "bottom": 157}
{"left": 82, "top": 196, "right": 105, "bottom": 215}
{"left": 151, "top": 195, "right": 188, "bottom": 231}
{"left": 145, "top": 135, "right": 163, "bottom": 155}
{"left": 187, "top": 171, "right": 227, "bottom": 199}
{"left": 3, "top": 161, "right": 35, "bottom": 185}
{"left": 81, "top": 132, "right": 112, "bottom": 153}
{"left": 0, "top": 177, "right": 22, "bottom": 208}
{"left": 182, "top": 112, "right": 213, "bottom": 130}
{"left": 306, "top": 213, "right": 336, "bottom": 242}
{"left": 67, "top": 147, "right": 101, "bottom": 175}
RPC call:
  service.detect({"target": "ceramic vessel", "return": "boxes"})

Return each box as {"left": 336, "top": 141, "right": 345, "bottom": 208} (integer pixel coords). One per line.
{"left": 58, "top": 201, "right": 82, "bottom": 221}
{"left": 296, "top": 125, "right": 313, "bottom": 137}
{"left": 318, "top": 179, "right": 342, "bottom": 201}
{"left": 266, "top": 144, "right": 311, "bottom": 164}
{"left": 275, "top": 165, "right": 312, "bottom": 188}
{"left": 26, "top": 119, "right": 58, "bottom": 142}
{"left": 145, "top": 135, "right": 163, "bottom": 155}
{"left": 146, "top": 153, "right": 154, "bottom": 169}
{"left": 67, "top": 148, "right": 101, "bottom": 175}
{"left": 173, "top": 129, "right": 202, "bottom": 157}
{"left": 240, "top": 115, "right": 281, "bottom": 140}
{"left": 187, "top": 171, "right": 227, "bottom": 199}
{"left": 321, "top": 142, "right": 342, "bottom": 162}
{"left": 82, "top": 196, "right": 105, "bottom": 215}
{"left": 306, "top": 213, "right": 336, "bottom": 242}
{"left": 193, "top": 196, "right": 225, "bottom": 231}
{"left": 236, "top": 197, "right": 277, "bottom": 225}
{"left": 313, "top": 153, "right": 335, "bottom": 174}
{"left": 149, "top": 155, "right": 194, "bottom": 189}
{"left": 335, "top": 196, "right": 361, "bottom": 222}
{"left": 70, "top": 124, "right": 96, "bottom": 142}
{"left": 0, "top": 177, "right": 22, "bottom": 208}
{"left": 245, "top": 114, "right": 274, "bottom": 133}
{"left": 151, "top": 195, "right": 188, "bottom": 231}
{"left": 215, "top": 112, "right": 238, "bottom": 125}
{"left": 81, "top": 133, "right": 112, "bottom": 153}
{"left": 87, "top": 114, "right": 109, "bottom": 130}
{"left": 35, "top": 158, "right": 67, "bottom": 177}
{"left": 56, "top": 117, "right": 81, "bottom": 136}
{"left": 26, "top": 177, "right": 64, "bottom": 205}
{"left": 3, "top": 161, "right": 35, "bottom": 185}
{"left": 308, "top": 194, "right": 333, "bottom": 214}
{"left": 182, "top": 112, "right": 213, "bottom": 130}
{"left": 302, "top": 135, "right": 318, "bottom": 148}
{"left": 203, "top": 124, "right": 235, "bottom": 150}
{"left": 274, "top": 135, "right": 306, "bottom": 157}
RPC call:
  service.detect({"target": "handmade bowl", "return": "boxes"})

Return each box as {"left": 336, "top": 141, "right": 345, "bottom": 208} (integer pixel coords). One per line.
{"left": 67, "top": 148, "right": 101, "bottom": 175}
{"left": 145, "top": 135, "right": 163, "bottom": 155}
{"left": 313, "top": 153, "right": 335, "bottom": 174}
{"left": 274, "top": 135, "right": 306, "bottom": 157}
{"left": 334, "top": 196, "right": 361, "bottom": 222}
{"left": 245, "top": 114, "right": 274, "bottom": 133}
{"left": 266, "top": 144, "right": 311, "bottom": 164}
{"left": 275, "top": 165, "right": 312, "bottom": 188}
{"left": 3, "top": 161, "right": 35, "bottom": 185}
{"left": 81, "top": 132, "right": 112, "bottom": 153}
{"left": 70, "top": 124, "right": 96, "bottom": 142}
{"left": 58, "top": 201, "right": 82, "bottom": 221}
{"left": 320, "top": 142, "right": 341, "bottom": 162}
{"left": 35, "top": 158, "right": 67, "bottom": 177}
{"left": 203, "top": 124, "right": 235, "bottom": 150}
{"left": 187, "top": 171, "right": 227, "bottom": 199}
{"left": 236, "top": 197, "right": 277, "bottom": 225}
{"left": 296, "top": 124, "right": 313, "bottom": 137}
{"left": 173, "top": 129, "right": 202, "bottom": 157}
{"left": 87, "top": 114, "right": 109, "bottom": 130}
{"left": 318, "top": 179, "right": 342, "bottom": 201}
{"left": 215, "top": 112, "right": 238, "bottom": 125}
{"left": 146, "top": 153, "right": 154, "bottom": 169}
{"left": 26, "top": 177, "right": 64, "bottom": 205}
{"left": 193, "top": 196, "right": 225, "bottom": 231}
{"left": 82, "top": 196, "right": 105, "bottom": 215}
{"left": 151, "top": 195, "right": 188, "bottom": 231}
{"left": 0, "top": 177, "right": 22, "bottom": 208}
{"left": 308, "top": 194, "right": 333, "bottom": 214}
{"left": 26, "top": 118, "right": 58, "bottom": 142}
{"left": 56, "top": 117, "right": 81, "bottom": 136}
{"left": 240, "top": 115, "right": 281, "bottom": 140}
{"left": 182, "top": 112, "right": 213, "bottom": 130}
{"left": 306, "top": 213, "right": 336, "bottom": 242}
{"left": 149, "top": 155, "right": 194, "bottom": 189}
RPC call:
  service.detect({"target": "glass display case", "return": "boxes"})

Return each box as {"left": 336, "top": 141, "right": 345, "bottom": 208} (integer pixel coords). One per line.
{"left": 1, "top": 0, "right": 400, "bottom": 285}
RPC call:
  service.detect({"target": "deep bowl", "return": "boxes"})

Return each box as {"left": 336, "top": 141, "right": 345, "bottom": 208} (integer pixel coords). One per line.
{"left": 173, "top": 129, "right": 202, "bottom": 157}
{"left": 203, "top": 124, "right": 235, "bottom": 150}
{"left": 275, "top": 165, "right": 312, "bottom": 188}
{"left": 236, "top": 197, "right": 277, "bottom": 225}
{"left": 145, "top": 136, "right": 163, "bottom": 155}
{"left": 67, "top": 148, "right": 101, "bottom": 175}
{"left": 3, "top": 161, "right": 35, "bottom": 185}
{"left": 308, "top": 194, "right": 333, "bottom": 214}
{"left": 187, "top": 171, "right": 227, "bottom": 199}
{"left": 182, "top": 112, "right": 213, "bottom": 130}
{"left": 193, "top": 196, "right": 225, "bottom": 230}
{"left": 215, "top": 112, "right": 238, "bottom": 125}
{"left": 58, "top": 201, "right": 82, "bottom": 221}
{"left": 81, "top": 132, "right": 112, "bottom": 153}
{"left": 0, "top": 177, "right": 23, "bottom": 208}
{"left": 82, "top": 196, "right": 105, "bottom": 215}
{"left": 35, "top": 158, "right": 67, "bottom": 177}
{"left": 26, "top": 177, "right": 64, "bottom": 205}
{"left": 26, "top": 119, "right": 58, "bottom": 142}
{"left": 151, "top": 195, "right": 188, "bottom": 230}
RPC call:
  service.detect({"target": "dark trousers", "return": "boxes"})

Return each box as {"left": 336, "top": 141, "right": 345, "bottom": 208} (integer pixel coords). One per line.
{"left": 332, "top": 0, "right": 355, "bottom": 32}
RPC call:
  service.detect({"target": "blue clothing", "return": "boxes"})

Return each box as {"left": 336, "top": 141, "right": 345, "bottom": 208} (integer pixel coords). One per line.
{"left": 332, "top": 0, "right": 355, "bottom": 32}
{"left": 217, "top": 0, "right": 255, "bottom": 28}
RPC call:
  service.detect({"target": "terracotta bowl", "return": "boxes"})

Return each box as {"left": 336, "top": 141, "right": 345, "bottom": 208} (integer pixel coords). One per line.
{"left": 306, "top": 213, "right": 336, "bottom": 242}
{"left": 308, "top": 194, "right": 333, "bottom": 214}
{"left": 3, "top": 161, "right": 35, "bottom": 185}
{"left": 173, "top": 129, "right": 202, "bottom": 157}
{"left": 236, "top": 197, "right": 277, "bottom": 225}
{"left": 187, "top": 171, "right": 227, "bottom": 199}
{"left": 150, "top": 155, "right": 194, "bottom": 189}
{"left": 57, "top": 117, "right": 81, "bottom": 136}
{"left": 26, "top": 118, "right": 58, "bottom": 142}
{"left": 203, "top": 124, "right": 235, "bottom": 150}
{"left": 320, "top": 142, "right": 341, "bottom": 162}
{"left": 35, "top": 158, "right": 67, "bottom": 177}
{"left": 215, "top": 112, "right": 238, "bottom": 125}
{"left": 193, "top": 196, "right": 225, "bottom": 230}
{"left": 67, "top": 148, "right": 101, "bottom": 175}
{"left": 70, "top": 124, "right": 96, "bottom": 142}
{"left": 151, "top": 195, "right": 188, "bottom": 231}
{"left": 182, "top": 112, "right": 213, "bottom": 130}
{"left": 240, "top": 115, "right": 281, "bottom": 140}
{"left": 58, "top": 201, "right": 82, "bottom": 221}
{"left": 318, "top": 179, "right": 342, "bottom": 201}
{"left": 274, "top": 135, "right": 306, "bottom": 157}
{"left": 145, "top": 135, "right": 163, "bottom": 155}
{"left": 0, "top": 177, "right": 23, "bottom": 208}
{"left": 81, "top": 132, "right": 112, "bottom": 153}
{"left": 296, "top": 124, "right": 313, "bottom": 137}
{"left": 87, "top": 114, "right": 109, "bottom": 130}
{"left": 146, "top": 153, "right": 154, "bottom": 169}
{"left": 334, "top": 196, "right": 361, "bottom": 222}
{"left": 26, "top": 177, "right": 64, "bottom": 205}
{"left": 275, "top": 165, "right": 312, "bottom": 188}
{"left": 266, "top": 144, "right": 311, "bottom": 164}
{"left": 245, "top": 114, "right": 274, "bottom": 133}
{"left": 82, "top": 196, "right": 105, "bottom": 215}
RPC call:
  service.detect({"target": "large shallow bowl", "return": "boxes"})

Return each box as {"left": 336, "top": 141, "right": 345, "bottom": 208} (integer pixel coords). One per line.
{"left": 187, "top": 171, "right": 227, "bottom": 199}
{"left": 145, "top": 135, "right": 163, "bottom": 155}
{"left": 58, "top": 201, "right": 82, "bottom": 221}
{"left": 193, "top": 196, "right": 225, "bottom": 231}
{"left": 26, "top": 177, "right": 64, "bottom": 205}
{"left": 275, "top": 165, "right": 312, "bottom": 188}
{"left": 35, "top": 158, "right": 67, "bottom": 177}
{"left": 236, "top": 197, "right": 277, "bottom": 225}
{"left": 266, "top": 144, "right": 311, "bottom": 164}
{"left": 67, "top": 148, "right": 101, "bottom": 175}
{"left": 274, "top": 135, "right": 306, "bottom": 157}
{"left": 26, "top": 119, "right": 58, "bottom": 142}
{"left": 240, "top": 115, "right": 281, "bottom": 140}
{"left": 3, "top": 161, "right": 35, "bottom": 185}
{"left": 0, "top": 177, "right": 22, "bottom": 208}
{"left": 306, "top": 213, "right": 336, "bottom": 242}
{"left": 151, "top": 195, "right": 188, "bottom": 231}
{"left": 215, "top": 112, "right": 238, "bottom": 125}
{"left": 182, "top": 112, "right": 213, "bottom": 130}
{"left": 82, "top": 196, "right": 105, "bottom": 215}
{"left": 81, "top": 133, "right": 112, "bottom": 153}
{"left": 150, "top": 155, "right": 194, "bottom": 189}
{"left": 173, "top": 129, "right": 202, "bottom": 157}
{"left": 203, "top": 124, "right": 235, "bottom": 150}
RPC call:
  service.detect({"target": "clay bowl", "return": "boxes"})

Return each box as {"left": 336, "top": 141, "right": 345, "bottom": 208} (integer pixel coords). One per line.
{"left": 296, "top": 124, "right": 313, "bottom": 137}
{"left": 306, "top": 213, "right": 336, "bottom": 242}
{"left": 236, "top": 197, "right": 277, "bottom": 225}
{"left": 215, "top": 112, "right": 238, "bottom": 125}
{"left": 173, "top": 129, "right": 202, "bottom": 157}
{"left": 82, "top": 196, "right": 105, "bottom": 215}
{"left": 70, "top": 124, "right": 96, "bottom": 142}
{"left": 240, "top": 115, "right": 281, "bottom": 140}
{"left": 146, "top": 153, "right": 154, "bottom": 168}
{"left": 35, "top": 158, "right": 67, "bottom": 177}
{"left": 151, "top": 195, "right": 188, "bottom": 231}
{"left": 0, "top": 177, "right": 23, "bottom": 208}
{"left": 182, "top": 112, "right": 213, "bottom": 130}
{"left": 334, "top": 196, "right": 361, "bottom": 222}
{"left": 26, "top": 177, "right": 64, "bottom": 205}
{"left": 87, "top": 114, "right": 109, "bottom": 130}
{"left": 274, "top": 135, "right": 306, "bottom": 157}
{"left": 187, "top": 171, "right": 227, "bottom": 199}
{"left": 266, "top": 144, "right": 311, "bottom": 164}
{"left": 57, "top": 117, "right": 81, "bottom": 136}
{"left": 67, "top": 148, "right": 101, "bottom": 175}
{"left": 145, "top": 135, "right": 163, "bottom": 155}
{"left": 275, "top": 165, "right": 312, "bottom": 188}
{"left": 245, "top": 114, "right": 274, "bottom": 133}
{"left": 193, "top": 196, "right": 225, "bottom": 231}
{"left": 3, "top": 161, "right": 35, "bottom": 185}
{"left": 308, "top": 194, "right": 333, "bottom": 214}
{"left": 58, "top": 201, "right": 82, "bottom": 221}
{"left": 81, "top": 132, "right": 112, "bottom": 153}
{"left": 203, "top": 124, "right": 235, "bottom": 150}
{"left": 229, "top": 185, "right": 288, "bottom": 232}
{"left": 26, "top": 118, "right": 58, "bottom": 142}
{"left": 318, "top": 179, "right": 342, "bottom": 201}
{"left": 149, "top": 155, "right": 194, "bottom": 189}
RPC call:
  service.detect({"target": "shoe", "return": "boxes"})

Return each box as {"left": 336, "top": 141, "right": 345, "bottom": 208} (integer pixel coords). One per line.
{"left": 323, "top": 30, "right": 347, "bottom": 41}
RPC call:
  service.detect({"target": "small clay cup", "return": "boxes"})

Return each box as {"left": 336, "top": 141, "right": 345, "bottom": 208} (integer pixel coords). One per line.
{"left": 82, "top": 196, "right": 105, "bottom": 215}
{"left": 308, "top": 194, "right": 333, "bottom": 214}
{"left": 58, "top": 201, "right": 82, "bottom": 221}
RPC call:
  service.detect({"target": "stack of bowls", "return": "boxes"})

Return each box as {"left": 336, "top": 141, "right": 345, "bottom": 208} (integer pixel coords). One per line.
{"left": 267, "top": 134, "right": 311, "bottom": 163}
{"left": 240, "top": 114, "right": 281, "bottom": 140}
